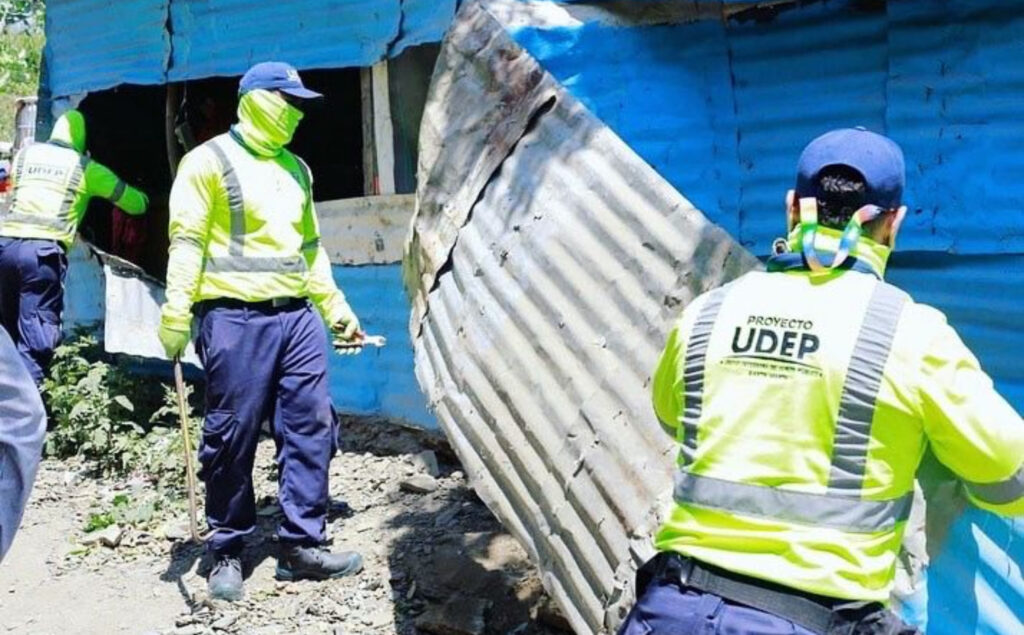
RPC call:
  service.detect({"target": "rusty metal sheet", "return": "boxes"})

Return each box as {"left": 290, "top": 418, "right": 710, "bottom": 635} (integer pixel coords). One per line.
{"left": 404, "top": 2, "right": 759, "bottom": 631}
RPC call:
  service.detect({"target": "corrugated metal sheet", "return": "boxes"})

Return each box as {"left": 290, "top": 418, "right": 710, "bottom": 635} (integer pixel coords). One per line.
{"left": 498, "top": 1, "right": 1024, "bottom": 633}
{"left": 167, "top": 0, "right": 399, "bottom": 82}
{"left": 43, "top": 0, "right": 170, "bottom": 97}
{"left": 506, "top": 0, "right": 1024, "bottom": 256}
{"left": 406, "top": 2, "right": 759, "bottom": 631}
{"left": 330, "top": 264, "right": 434, "bottom": 428}
{"left": 44, "top": 0, "right": 457, "bottom": 99}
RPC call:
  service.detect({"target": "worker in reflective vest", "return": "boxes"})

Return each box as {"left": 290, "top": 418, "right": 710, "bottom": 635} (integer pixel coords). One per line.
{"left": 158, "top": 62, "right": 364, "bottom": 602}
{"left": 0, "top": 110, "right": 149, "bottom": 383}
{"left": 620, "top": 129, "right": 1024, "bottom": 635}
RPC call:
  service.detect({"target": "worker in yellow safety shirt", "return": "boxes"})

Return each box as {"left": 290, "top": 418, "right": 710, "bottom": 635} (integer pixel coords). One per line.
{"left": 0, "top": 110, "right": 149, "bottom": 383}
{"left": 619, "top": 128, "right": 1024, "bottom": 635}
{"left": 158, "top": 62, "right": 365, "bottom": 602}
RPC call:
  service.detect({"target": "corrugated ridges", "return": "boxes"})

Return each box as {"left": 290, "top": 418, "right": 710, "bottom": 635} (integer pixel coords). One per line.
{"left": 44, "top": 0, "right": 170, "bottom": 97}
{"left": 509, "top": 0, "right": 1024, "bottom": 257}
{"left": 168, "top": 0, "right": 399, "bottom": 81}
{"left": 44, "top": 0, "right": 457, "bottom": 98}
{"left": 409, "top": 3, "right": 759, "bottom": 631}
{"left": 886, "top": 0, "right": 1024, "bottom": 254}
{"left": 726, "top": 0, "right": 889, "bottom": 251}
{"left": 329, "top": 264, "right": 435, "bottom": 428}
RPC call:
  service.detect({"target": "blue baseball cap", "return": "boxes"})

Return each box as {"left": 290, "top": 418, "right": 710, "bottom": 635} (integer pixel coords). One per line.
{"left": 239, "top": 61, "right": 322, "bottom": 99}
{"left": 795, "top": 127, "right": 905, "bottom": 210}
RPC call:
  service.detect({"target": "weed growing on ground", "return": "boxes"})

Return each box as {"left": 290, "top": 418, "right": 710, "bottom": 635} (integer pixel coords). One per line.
{"left": 41, "top": 330, "right": 204, "bottom": 535}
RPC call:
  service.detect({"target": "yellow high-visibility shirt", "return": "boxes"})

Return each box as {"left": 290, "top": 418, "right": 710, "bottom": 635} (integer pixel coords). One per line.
{"left": 162, "top": 131, "right": 347, "bottom": 331}
{"left": 652, "top": 238, "right": 1024, "bottom": 602}
{"left": 1, "top": 110, "right": 148, "bottom": 247}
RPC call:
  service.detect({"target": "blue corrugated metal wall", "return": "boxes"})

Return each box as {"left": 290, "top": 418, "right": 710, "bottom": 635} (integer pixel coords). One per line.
{"left": 328, "top": 264, "right": 435, "bottom": 428}
{"left": 44, "top": 0, "right": 456, "bottom": 98}
{"left": 508, "top": 1, "right": 1023, "bottom": 633}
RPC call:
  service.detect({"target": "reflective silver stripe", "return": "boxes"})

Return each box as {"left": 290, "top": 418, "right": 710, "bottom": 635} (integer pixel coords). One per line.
{"left": 208, "top": 140, "right": 246, "bottom": 257}
{"left": 301, "top": 238, "right": 320, "bottom": 251}
{"left": 966, "top": 465, "right": 1024, "bottom": 506}
{"left": 59, "top": 155, "right": 89, "bottom": 218}
{"left": 110, "top": 179, "right": 127, "bottom": 202}
{"left": 0, "top": 212, "right": 68, "bottom": 231}
{"left": 204, "top": 255, "right": 307, "bottom": 274}
{"left": 827, "top": 283, "right": 908, "bottom": 493}
{"left": 674, "top": 471, "right": 913, "bottom": 533}
{"left": 680, "top": 286, "right": 730, "bottom": 464}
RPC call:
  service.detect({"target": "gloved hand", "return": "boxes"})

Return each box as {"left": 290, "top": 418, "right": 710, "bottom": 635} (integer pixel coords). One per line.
{"left": 158, "top": 322, "right": 191, "bottom": 359}
{"left": 331, "top": 309, "right": 363, "bottom": 356}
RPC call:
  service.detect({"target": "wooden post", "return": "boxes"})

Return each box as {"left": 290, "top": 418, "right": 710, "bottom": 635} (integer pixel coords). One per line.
{"left": 371, "top": 61, "right": 396, "bottom": 195}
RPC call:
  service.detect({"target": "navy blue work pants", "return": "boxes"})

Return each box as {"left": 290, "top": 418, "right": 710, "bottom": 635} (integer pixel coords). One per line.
{"left": 196, "top": 300, "right": 338, "bottom": 557}
{"left": 619, "top": 580, "right": 818, "bottom": 635}
{"left": 0, "top": 237, "right": 67, "bottom": 384}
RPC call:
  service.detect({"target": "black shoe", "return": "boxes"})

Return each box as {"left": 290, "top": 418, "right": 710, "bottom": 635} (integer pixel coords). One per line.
{"left": 208, "top": 555, "right": 244, "bottom": 601}
{"left": 275, "top": 544, "right": 364, "bottom": 581}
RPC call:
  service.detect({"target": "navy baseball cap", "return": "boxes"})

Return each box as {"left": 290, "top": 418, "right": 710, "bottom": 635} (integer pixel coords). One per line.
{"left": 795, "top": 127, "right": 905, "bottom": 210}
{"left": 239, "top": 61, "right": 322, "bottom": 99}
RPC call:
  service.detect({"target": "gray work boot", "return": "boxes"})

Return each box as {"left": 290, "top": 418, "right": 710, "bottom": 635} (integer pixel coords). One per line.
{"left": 208, "top": 555, "right": 244, "bottom": 601}
{"left": 275, "top": 544, "right": 363, "bottom": 581}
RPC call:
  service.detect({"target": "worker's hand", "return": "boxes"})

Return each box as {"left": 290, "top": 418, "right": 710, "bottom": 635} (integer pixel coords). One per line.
{"left": 158, "top": 322, "right": 191, "bottom": 359}
{"left": 331, "top": 310, "right": 363, "bottom": 356}
{"left": 139, "top": 190, "right": 150, "bottom": 211}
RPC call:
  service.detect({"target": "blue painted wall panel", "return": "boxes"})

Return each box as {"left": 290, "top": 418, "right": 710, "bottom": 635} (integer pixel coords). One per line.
{"left": 44, "top": 0, "right": 456, "bottom": 98}
{"left": 511, "top": 19, "right": 742, "bottom": 237}
{"left": 44, "top": 0, "right": 170, "bottom": 97}
{"left": 168, "top": 0, "right": 400, "bottom": 82}
{"left": 328, "top": 264, "right": 435, "bottom": 428}
{"left": 509, "top": 0, "right": 1024, "bottom": 257}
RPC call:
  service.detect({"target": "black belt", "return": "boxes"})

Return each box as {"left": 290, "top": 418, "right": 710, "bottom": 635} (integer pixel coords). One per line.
{"left": 642, "top": 553, "right": 854, "bottom": 634}
{"left": 196, "top": 297, "right": 306, "bottom": 313}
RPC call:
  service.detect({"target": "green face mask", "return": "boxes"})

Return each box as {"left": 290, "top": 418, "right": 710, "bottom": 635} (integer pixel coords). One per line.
{"left": 236, "top": 89, "right": 305, "bottom": 156}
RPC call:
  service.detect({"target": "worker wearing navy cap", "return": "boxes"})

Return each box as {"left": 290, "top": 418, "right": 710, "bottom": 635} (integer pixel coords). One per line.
{"left": 159, "top": 61, "right": 365, "bottom": 601}
{"left": 618, "top": 128, "right": 1023, "bottom": 633}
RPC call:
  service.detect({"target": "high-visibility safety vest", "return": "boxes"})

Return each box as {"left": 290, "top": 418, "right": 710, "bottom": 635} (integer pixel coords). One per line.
{"left": 652, "top": 243, "right": 1024, "bottom": 602}
{"left": 161, "top": 131, "right": 348, "bottom": 332}
{"left": 0, "top": 110, "right": 148, "bottom": 247}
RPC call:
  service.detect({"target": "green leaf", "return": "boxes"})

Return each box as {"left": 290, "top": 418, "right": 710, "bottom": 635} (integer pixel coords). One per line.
{"left": 69, "top": 401, "right": 89, "bottom": 420}
{"left": 84, "top": 512, "right": 115, "bottom": 532}
{"left": 113, "top": 395, "right": 134, "bottom": 412}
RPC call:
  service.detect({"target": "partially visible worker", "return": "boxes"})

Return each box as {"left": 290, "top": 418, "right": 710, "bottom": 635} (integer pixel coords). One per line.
{"left": 158, "top": 62, "right": 365, "bottom": 602}
{"left": 0, "top": 110, "right": 149, "bottom": 383}
{"left": 620, "top": 128, "right": 1024, "bottom": 634}
{"left": 0, "top": 326, "right": 47, "bottom": 562}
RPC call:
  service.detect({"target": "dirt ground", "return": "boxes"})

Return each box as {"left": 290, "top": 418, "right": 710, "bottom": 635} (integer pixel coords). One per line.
{"left": 0, "top": 418, "right": 572, "bottom": 635}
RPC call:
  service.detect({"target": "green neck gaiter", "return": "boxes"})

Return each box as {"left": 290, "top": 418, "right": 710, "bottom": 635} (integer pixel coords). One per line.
{"left": 234, "top": 89, "right": 304, "bottom": 157}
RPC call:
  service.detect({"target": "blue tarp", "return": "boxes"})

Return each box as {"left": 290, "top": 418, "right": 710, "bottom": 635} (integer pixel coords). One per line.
{"left": 44, "top": 0, "right": 457, "bottom": 98}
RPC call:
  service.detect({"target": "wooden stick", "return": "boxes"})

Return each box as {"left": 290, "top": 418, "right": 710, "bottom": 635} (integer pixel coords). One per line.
{"left": 173, "top": 357, "right": 202, "bottom": 543}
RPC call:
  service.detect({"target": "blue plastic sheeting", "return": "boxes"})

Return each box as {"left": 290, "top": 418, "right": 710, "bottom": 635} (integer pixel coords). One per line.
{"left": 44, "top": 0, "right": 456, "bottom": 98}
{"left": 327, "top": 264, "right": 435, "bottom": 428}
{"left": 507, "top": 0, "right": 1024, "bottom": 256}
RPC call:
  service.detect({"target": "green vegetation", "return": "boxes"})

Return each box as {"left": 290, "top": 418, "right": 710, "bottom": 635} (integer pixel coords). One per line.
{"left": 0, "top": 1, "right": 44, "bottom": 141}
{"left": 42, "top": 330, "right": 202, "bottom": 493}
{"left": 42, "top": 330, "right": 206, "bottom": 535}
